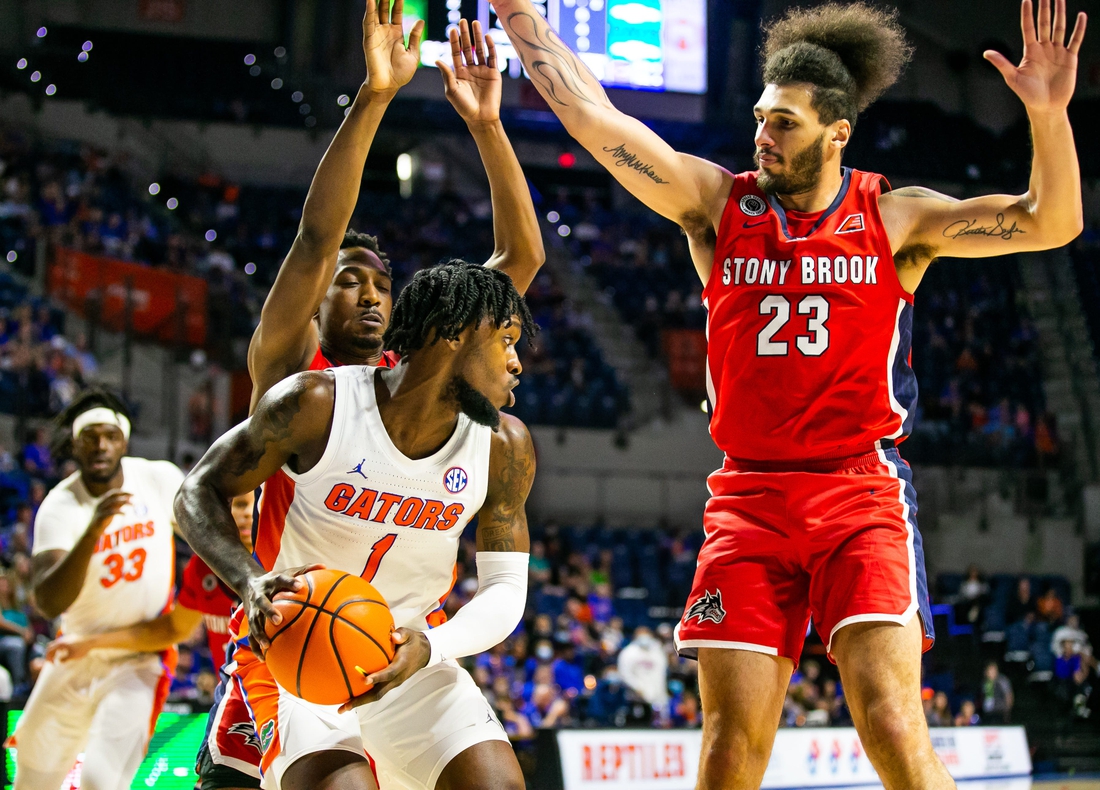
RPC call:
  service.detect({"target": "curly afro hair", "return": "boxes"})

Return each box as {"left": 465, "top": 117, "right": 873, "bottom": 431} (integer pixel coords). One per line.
{"left": 383, "top": 259, "right": 536, "bottom": 359}
{"left": 341, "top": 229, "right": 392, "bottom": 277}
{"left": 761, "top": 2, "right": 912, "bottom": 126}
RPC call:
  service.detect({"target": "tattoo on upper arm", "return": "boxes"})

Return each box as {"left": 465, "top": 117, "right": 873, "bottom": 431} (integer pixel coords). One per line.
{"left": 479, "top": 431, "right": 535, "bottom": 552}
{"left": 890, "top": 187, "right": 959, "bottom": 203}
{"left": 503, "top": 12, "right": 607, "bottom": 109}
{"left": 602, "top": 145, "right": 669, "bottom": 185}
{"left": 943, "top": 214, "right": 1026, "bottom": 241}
{"left": 223, "top": 377, "right": 309, "bottom": 478}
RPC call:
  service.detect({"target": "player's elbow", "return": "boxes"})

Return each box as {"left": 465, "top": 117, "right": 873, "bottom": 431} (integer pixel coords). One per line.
{"left": 33, "top": 587, "right": 62, "bottom": 621}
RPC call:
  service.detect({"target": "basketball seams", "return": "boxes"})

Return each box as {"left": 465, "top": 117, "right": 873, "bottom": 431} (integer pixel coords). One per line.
{"left": 329, "top": 612, "right": 356, "bottom": 701}
{"left": 331, "top": 600, "right": 395, "bottom": 661}
{"left": 267, "top": 599, "right": 308, "bottom": 647}
{"left": 294, "top": 573, "right": 351, "bottom": 698}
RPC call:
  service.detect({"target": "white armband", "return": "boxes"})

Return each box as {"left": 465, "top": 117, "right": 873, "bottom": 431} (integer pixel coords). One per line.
{"left": 423, "top": 552, "right": 528, "bottom": 668}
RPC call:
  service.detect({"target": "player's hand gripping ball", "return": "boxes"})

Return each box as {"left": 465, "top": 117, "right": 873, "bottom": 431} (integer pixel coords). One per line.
{"left": 263, "top": 569, "right": 395, "bottom": 705}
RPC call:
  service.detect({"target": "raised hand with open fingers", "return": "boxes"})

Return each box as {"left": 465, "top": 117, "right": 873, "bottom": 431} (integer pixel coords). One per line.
{"left": 436, "top": 19, "right": 503, "bottom": 124}
{"left": 363, "top": 0, "right": 425, "bottom": 99}
{"left": 984, "top": 0, "right": 1087, "bottom": 113}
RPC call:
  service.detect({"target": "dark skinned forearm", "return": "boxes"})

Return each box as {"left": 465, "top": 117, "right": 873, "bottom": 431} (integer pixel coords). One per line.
{"left": 471, "top": 119, "right": 544, "bottom": 294}
{"left": 33, "top": 527, "right": 105, "bottom": 619}
{"left": 174, "top": 477, "right": 265, "bottom": 599}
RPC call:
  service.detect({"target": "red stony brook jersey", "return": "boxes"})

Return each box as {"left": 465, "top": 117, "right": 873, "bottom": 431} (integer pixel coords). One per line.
{"left": 705, "top": 168, "right": 917, "bottom": 463}
{"left": 308, "top": 346, "right": 400, "bottom": 371}
{"left": 178, "top": 554, "right": 237, "bottom": 672}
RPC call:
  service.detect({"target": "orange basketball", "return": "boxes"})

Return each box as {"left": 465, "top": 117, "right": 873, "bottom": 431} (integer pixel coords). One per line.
{"left": 263, "top": 569, "right": 395, "bottom": 705}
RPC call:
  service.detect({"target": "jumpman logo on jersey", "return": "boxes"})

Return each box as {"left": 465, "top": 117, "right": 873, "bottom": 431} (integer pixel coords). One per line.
{"left": 228, "top": 722, "right": 263, "bottom": 754}
{"left": 348, "top": 459, "right": 368, "bottom": 479}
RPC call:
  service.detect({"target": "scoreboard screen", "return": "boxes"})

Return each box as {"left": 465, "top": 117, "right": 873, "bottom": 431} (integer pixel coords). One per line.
{"left": 6, "top": 711, "right": 208, "bottom": 789}
{"left": 406, "top": 0, "right": 707, "bottom": 94}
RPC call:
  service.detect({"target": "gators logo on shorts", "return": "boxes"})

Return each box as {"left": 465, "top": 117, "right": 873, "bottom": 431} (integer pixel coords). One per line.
{"left": 685, "top": 589, "right": 726, "bottom": 625}
{"left": 258, "top": 719, "right": 275, "bottom": 752}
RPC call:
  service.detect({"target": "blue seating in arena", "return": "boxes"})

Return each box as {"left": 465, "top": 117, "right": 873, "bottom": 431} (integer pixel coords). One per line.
{"left": 1070, "top": 245, "right": 1100, "bottom": 362}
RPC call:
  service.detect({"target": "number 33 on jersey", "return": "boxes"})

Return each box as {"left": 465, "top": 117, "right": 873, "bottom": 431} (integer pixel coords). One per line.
{"left": 706, "top": 168, "right": 918, "bottom": 464}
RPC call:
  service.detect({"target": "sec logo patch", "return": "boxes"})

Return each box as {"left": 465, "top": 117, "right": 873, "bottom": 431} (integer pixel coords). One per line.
{"left": 739, "top": 194, "right": 766, "bottom": 217}
{"left": 444, "top": 467, "right": 468, "bottom": 494}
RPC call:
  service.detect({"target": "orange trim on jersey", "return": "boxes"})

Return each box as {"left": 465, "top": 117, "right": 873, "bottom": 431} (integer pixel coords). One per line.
{"left": 426, "top": 563, "right": 459, "bottom": 628}
{"left": 256, "top": 470, "right": 296, "bottom": 571}
{"left": 147, "top": 666, "right": 173, "bottom": 742}
{"left": 233, "top": 642, "right": 283, "bottom": 775}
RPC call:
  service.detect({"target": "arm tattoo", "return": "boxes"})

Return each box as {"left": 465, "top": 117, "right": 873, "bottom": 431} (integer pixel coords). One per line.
{"left": 943, "top": 214, "right": 1026, "bottom": 241}
{"left": 603, "top": 144, "right": 669, "bottom": 184}
{"left": 890, "top": 186, "right": 959, "bottom": 203}
{"left": 224, "top": 377, "right": 308, "bottom": 478}
{"left": 503, "top": 11, "right": 609, "bottom": 109}
{"left": 479, "top": 430, "right": 534, "bottom": 552}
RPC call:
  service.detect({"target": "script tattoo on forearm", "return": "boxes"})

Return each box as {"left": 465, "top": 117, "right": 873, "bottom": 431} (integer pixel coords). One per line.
{"left": 479, "top": 430, "right": 535, "bottom": 552}
{"left": 943, "top": 214, "right": 1026, "bottom": 241}
{"left": 502, "top": 11, "right": 610, "bottom": 109}
{"left": 602, "top": 144, "right": 669, "bottom": 185}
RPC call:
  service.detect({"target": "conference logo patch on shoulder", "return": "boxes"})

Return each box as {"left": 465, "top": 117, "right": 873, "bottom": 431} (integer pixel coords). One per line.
{"left": 739, "top": 194, "right": 767, "bottom": 217}
{"left": 685, "top": 589, "right": 726, "bottom": 625}
{"left": 202, "top": 573, "right": 218, "bottom": 592}
{"left": 835, "top": 213, "right": 865, "bottom": 234}
{"left": 444, "top": 467, "right": 468, "bottom": 494}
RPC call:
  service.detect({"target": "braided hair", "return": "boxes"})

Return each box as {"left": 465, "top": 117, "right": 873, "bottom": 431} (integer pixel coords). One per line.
{"left": 384, "top": 260, "right": 536, "bottom": 358}
{"left": 51, "top": 388, "right": 132, "bottom": 457}
{"left": 341, "top": 229, "right": 392, "bottom": 277}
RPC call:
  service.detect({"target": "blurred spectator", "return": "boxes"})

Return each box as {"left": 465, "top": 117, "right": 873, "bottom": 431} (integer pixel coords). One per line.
{"left": 523, "top": 683, "right": 571, "bottom": 729}
{"left": 981, "top": 662, "right": 1014, "bottom": 724}
{"left": 618, "top": 626, "right": 669, "bottom": 714}
{"left": 1050, "top": 613, "right": 1090, "bottom": 656}
{"left": 1006, "top": 578, "right": 1035, "bottom": 626}
{"left": 956, "top": 564, "right": 989, "bottom": 626}
{"left": 927, "top": 691, "right": 953, "bottom": 727}
{"left": 954, "top": 699, "right": 980, "bottom": 726}
{"left": 1035, "top": 587, "right": 1064, "bottom": 625}
{"left": 0, "top": 571, "right": 31, "bottom": 689}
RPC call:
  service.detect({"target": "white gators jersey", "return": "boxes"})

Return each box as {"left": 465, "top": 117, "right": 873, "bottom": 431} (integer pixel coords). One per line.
{"left": 254, "top": 365, "right": 492, "bottom": 631}
{"left": 32, "top": 457, "right": 184, "bottom": 638}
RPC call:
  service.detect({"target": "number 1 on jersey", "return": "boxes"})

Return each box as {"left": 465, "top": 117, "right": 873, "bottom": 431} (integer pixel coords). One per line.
{"left": 361, "top": 534, "right": 396, "bottom": 583}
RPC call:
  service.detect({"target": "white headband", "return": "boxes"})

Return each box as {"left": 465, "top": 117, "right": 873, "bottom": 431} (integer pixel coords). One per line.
{"left": 72, "top": 408, "right": 131, "bottom": 440}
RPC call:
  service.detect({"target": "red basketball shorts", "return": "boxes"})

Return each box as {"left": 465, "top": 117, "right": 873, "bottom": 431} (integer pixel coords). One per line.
{"left": 674, "top": 446, "right": 934, "bottom": 664}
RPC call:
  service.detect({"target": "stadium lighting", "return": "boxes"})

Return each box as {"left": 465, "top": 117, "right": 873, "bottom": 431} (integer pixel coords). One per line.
{"left": 271, "top": 78, "right": 283, "bottom": 90}
{"left": 205, "top": 230, "right": 217, "bottom": 242}
{"left": 244, "top": 262, "right": 257, "bottom": 275}
{"left": 396, "top": 153, "right": 413, "bottom": 182}
{"left": 547, "top": 211, "right": 560, "bottom": 223}
{"left": 558, "top": 225, "right": 571, "bottom": 237}
{"left": 82, "top": 41, "right": 93, "bottom": 51}
{"left": 16, "top": 59, "right": 27, "bottom": 70}
{"left": 344, "top": 107, "right": 351, "bottom": 117}
{"left": 291, "top": 91, "right": 304, "bottom": 102}
{"left": 300, "top": 104, "right": 311, "bottom": 115}
{"left": 305, "top": 116, "right": 317, "bottom": 127}
{"left": 148, "top": 183, "right": 161, "bottom": 195}
{"left": 700, "top": 400, "right": 708, "bottom": 413}
{"left": 244, "top": 54, "right": 256, "bottom": 65}
{"left": 30, "top": 71, "right": 41, "bottom": 82}
{"left": 166, "top": 198, "right": 178, "bottom": 210}
{"left": 558, "top": 152, "right": 576, "bottom": 168}
{"left": 45, "top": 84, "right": 56, "bottom": 95}
{"left": 274, "top": 46, "right": 287, "bottom": 58}
{"left": 77, "top": 52, "right": 88, "bottom": 62}
{"left": 249, "top": 65, "right": 261, "bottom": 77}
{"left": 337, "top": 94, "right": 350, "bottom": 107}
{"left": 5, "top": 252, "right": 16, "bottom": 263}
{"left": 36, "top": 27, "right": 47, "bottom": 38}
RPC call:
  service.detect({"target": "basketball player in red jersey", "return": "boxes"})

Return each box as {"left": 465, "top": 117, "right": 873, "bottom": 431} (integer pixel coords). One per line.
{"left": 494, "top": 0, "right": 1086, "bottom": 786}
{"left": 248, "top": 0, "right": 544, "bottom": 412}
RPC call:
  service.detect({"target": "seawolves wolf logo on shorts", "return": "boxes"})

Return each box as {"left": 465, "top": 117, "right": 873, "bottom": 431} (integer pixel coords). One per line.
{"left": 685, "top": 589, "right": 726, "bottom": 625}
{"left": 228, "top": 722, "right": 263, "bottom": 753}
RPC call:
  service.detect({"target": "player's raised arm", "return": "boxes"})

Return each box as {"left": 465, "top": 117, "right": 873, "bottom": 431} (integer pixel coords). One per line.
{"left": 881, "top": 0, "right": 1086, "bottom": 288}
{"left": 438, "top": 20, "right": 545, "bottom": 294}
{"left": 344, "top": 414, "right": 534, "bottom": 711}
{"left": 248, "top": 0, "right": 423, "bottom": 395}
{"left": 490, "top": 0, "right": 731, "bottom": 235}
{"left": 174, "top": 371, "right": 332, "bottom": 652}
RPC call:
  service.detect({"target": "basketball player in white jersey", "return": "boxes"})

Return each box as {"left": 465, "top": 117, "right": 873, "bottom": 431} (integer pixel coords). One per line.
{"left": 176, "top": 261, "right": 535, "bottom": 790}
{"left": 14, "top": 390, "right": 185, "bottom": 790}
